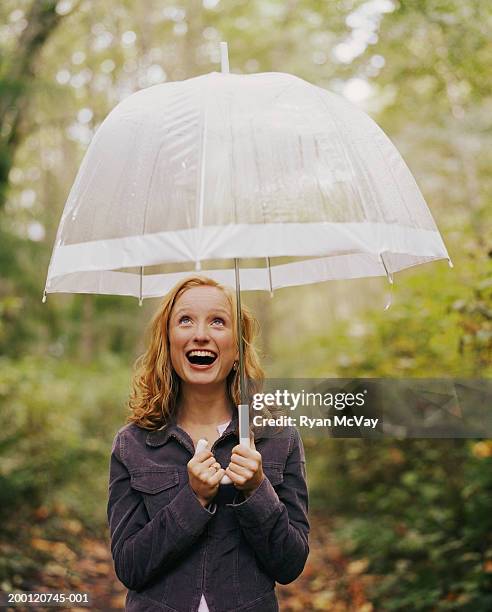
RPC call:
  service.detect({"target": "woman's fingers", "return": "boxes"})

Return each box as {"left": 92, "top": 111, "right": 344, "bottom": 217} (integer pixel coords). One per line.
{"left": 195, "top": 456, "right": 216, "bottom": 471}
{"left": 231, "top": 444, "right": 262, "bottom": 463}
{"left": 226, "top": 463, "right": 253, "bottom": 484}
{"left": 189, "top": 455, "right": 218, "bottom": 481}
{"left": 188, "top": 450, "right": 212, "bottom": 470}
{"left": 194, "top": 449, "right": 213, "bottom": 462}
{"left": 187, "top": 450, "right": 224, "bottom": 503}
{"left": 207, "top": 463, "right": 223, "bottom": 481}
{"left": 207, "top": 467, "right": 225, "bottom": 485}
{"left": 225, "top": 468, "right": 248, "bottom": 486}
{"left": 230, "top": 453, "right": 258, "bottom": 471}
{"left": 196, "top": 459, "right": 219, "bottom": 480}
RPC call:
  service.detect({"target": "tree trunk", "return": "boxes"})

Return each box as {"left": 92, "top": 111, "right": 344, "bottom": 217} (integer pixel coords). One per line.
{"left": 0, "top": 0, "right": 76, "bottom": 209}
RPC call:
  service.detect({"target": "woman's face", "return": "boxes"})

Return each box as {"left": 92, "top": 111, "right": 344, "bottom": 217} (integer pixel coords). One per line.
{"left": 168, "top": 286, "right": 237, "bottom": 387}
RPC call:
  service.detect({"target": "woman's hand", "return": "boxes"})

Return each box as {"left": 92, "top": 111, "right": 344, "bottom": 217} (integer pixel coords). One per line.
{"left": 225, "top": 437, "right": 264, "bottom": 498}
{"left": 187, "top": 447, "right": 225, "bottom": 507}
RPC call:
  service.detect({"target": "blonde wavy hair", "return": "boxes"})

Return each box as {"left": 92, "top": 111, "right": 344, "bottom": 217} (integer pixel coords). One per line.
{"left": 127, "top": 275, "right": 265, "bottom": 430}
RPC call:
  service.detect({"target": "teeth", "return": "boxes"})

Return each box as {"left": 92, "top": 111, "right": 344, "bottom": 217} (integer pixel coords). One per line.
{"left": 188, "top": 350, "right": 216, "bottom": 357}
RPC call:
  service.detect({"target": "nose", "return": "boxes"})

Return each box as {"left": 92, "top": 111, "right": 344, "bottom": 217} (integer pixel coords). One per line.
{"left": 193, "top": 321, "right": 210, "bottom": 343}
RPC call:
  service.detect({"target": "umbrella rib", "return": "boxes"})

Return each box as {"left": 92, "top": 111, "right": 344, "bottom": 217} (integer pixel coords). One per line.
{"left": 138, "top": 122, "right": 167, "bottom": 305}
{"left": 195, "top": 84, "right": 209, "bottom": 270}
{"left": 234, "top": 258, "right": 246, "bottom": 405}
{"left": 379, "top": 252, "right": 394, "bottom": 284}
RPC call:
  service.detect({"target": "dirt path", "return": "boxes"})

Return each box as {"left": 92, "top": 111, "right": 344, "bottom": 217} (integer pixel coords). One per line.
{"left": 16, "top": 513, "right": 373, "bottom": 611}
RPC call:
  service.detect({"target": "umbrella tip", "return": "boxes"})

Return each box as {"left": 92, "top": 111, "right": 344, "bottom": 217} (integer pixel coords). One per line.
{"left": 138, "top": 297, "right": 143, "bottom": 307}
{"left": 42, "top": 290, "right": 47, "bottom": 304}
{"left": 448, "top": 258, "right": 454, "bottom": 268}
{"left": 383, "top": 279, "right": 394, "bottom": 311}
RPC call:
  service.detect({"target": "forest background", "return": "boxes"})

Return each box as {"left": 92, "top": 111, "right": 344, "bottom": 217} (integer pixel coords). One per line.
{"left": 1, "top": 0, "right": 491, "bottom": 610}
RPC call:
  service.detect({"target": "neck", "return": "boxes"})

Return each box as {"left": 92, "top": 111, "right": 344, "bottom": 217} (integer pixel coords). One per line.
{"left": 177, "top": 382, "right": 232, "bottom": 426}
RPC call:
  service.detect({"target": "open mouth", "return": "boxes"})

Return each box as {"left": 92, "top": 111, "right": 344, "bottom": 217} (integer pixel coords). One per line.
{"left": 186, "top": 350, "right": 218, "bottom": 366}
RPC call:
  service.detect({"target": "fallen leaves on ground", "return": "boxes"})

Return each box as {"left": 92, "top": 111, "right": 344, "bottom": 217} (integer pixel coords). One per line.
{"left": 277, "top": 513, "right": 375, "bottom": 611}
{"left": 8, "top": 512, "right": 373, "bottom": 611}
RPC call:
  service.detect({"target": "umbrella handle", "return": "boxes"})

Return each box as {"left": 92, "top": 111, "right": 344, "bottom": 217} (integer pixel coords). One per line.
{"left": 220, "top": 430, "right": 250, "bottom": 484}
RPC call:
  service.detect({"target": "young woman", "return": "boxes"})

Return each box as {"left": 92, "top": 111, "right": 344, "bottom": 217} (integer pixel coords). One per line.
{"left": 107, "top": 275, "right": 309, "bottom": 612}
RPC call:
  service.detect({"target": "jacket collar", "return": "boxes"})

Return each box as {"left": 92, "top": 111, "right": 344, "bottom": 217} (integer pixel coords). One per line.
{"left": 145, "top": 408, "right": 266, "bottom": 448}
{"left": 146, "top": 409, "right": 240, "bottom": 448}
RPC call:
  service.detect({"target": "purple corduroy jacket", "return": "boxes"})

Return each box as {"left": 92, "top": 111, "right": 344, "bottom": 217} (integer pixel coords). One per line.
{"left": 107, "top": 411, "right": 309, "bottom": 612}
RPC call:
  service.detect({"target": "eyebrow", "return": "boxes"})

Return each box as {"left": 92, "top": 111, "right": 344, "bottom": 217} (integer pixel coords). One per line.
{"left": 172, "top": 307, "right": 231, "bottom": 318}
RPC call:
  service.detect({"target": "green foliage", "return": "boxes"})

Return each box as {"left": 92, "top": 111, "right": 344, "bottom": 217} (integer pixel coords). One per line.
{"left": 299, "top": 244, "right": 492, "bottom": 608}
{"left": 0, "top": 354, "right": 130, "bottom": 539}
{"left": 273, "top": 244, "right": 491, "bottom": 381}
{"left": 306, "top": 438, "right": 492, "bottom": 610}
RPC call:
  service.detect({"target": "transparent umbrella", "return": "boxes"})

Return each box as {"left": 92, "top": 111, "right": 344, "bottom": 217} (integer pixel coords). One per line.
{"left": 43, "top": 42, "right": 452, "bottom": 461}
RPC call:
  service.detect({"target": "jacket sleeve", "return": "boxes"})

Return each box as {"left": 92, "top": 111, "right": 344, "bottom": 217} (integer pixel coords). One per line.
{"left": 227, "top": 427, "right": 310, "bottom": 584}
{"left": 107, "top": 431, "right": 215, "bottom": 591}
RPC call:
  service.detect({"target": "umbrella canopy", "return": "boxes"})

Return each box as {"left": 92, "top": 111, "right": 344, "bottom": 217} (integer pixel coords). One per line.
{"left": 43, "top": 43, "right": 454, "bottom": 468}
{"left": 43, "top": 61, "right": 451, "bottom": 302}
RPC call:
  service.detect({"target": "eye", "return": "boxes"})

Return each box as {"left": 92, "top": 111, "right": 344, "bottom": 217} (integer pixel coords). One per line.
{"left": 178, "top": 315, "right": 192, "bottom": 324}
{"left": 211, "top": 317, "right": 225, "bottom": 326}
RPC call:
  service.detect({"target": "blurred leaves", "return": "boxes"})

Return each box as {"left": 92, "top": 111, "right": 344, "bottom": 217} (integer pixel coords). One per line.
{"left": 0, "top": 354, "right": 130, "bottom": 529}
